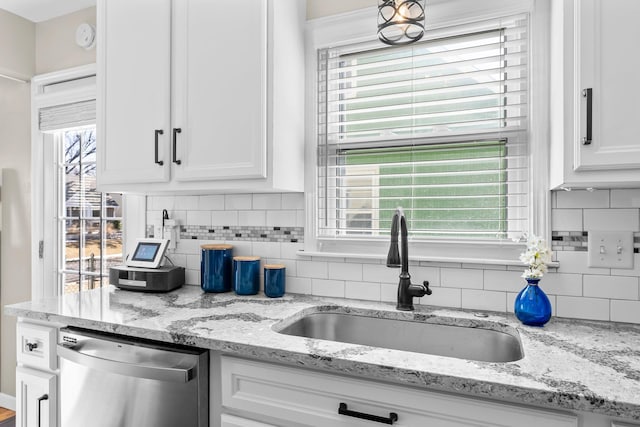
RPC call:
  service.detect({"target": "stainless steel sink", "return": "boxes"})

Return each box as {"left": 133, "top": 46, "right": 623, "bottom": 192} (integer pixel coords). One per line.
{"left": 276, "top": 312, "right": 523, "bottom": 363}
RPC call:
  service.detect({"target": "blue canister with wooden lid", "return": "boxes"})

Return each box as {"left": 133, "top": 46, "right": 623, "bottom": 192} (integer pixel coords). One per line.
{"left": 233, "top": 256, "right": 261, "bottom": 295}
{"left": 264, "top": 264, "right": 286, "bottom": 298}
{"left": 200, "top": 244, "right": 233, "bottom": 292}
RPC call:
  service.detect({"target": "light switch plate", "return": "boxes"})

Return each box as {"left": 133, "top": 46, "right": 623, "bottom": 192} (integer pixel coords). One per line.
{"left": 588, "top": 231, "right": 634, "bottom": 268}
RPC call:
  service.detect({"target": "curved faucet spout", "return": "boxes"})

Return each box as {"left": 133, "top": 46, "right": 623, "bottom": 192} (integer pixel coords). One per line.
{"left": 386, "top": 208, "right": 402, "bottom": 268}
{"left": 386, "top": 207, "right": 432, "bottom": 311}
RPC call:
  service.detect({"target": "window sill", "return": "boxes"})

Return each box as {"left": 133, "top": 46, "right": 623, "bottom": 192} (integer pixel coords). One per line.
{"left": 298, "top": 250, "right": 528, "bottom": 267}
{"left": 299, "top": 238, "right": 559, "bottom": 269}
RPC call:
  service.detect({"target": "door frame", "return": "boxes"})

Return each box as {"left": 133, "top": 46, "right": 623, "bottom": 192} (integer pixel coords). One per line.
{"left": 31, "top": 64, "right": 145, "bottom": 299}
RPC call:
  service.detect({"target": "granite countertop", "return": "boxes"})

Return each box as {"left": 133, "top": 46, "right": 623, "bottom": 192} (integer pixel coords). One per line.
{"left": 6, "top": 285, "right": 640, "bottom": 421}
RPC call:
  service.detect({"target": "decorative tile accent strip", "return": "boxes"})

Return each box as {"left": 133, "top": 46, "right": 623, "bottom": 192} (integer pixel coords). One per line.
{"left": 553, "top": 231, "right": 640, "bottom": 253}
{"left": 147, "top": 225, "right": 303, "bottom": 243}
{"left": 551, "top": 231, "right": 588, "bottom": 252}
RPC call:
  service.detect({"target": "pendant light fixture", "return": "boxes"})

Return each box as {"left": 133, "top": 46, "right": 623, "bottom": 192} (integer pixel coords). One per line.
{"left": 378, "top": 0, "right": 426, "bottom": 45}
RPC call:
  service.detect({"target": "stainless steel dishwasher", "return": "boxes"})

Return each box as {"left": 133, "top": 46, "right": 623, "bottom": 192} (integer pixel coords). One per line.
{"left": 57, "top": 327, "right": 208, "bottom": 427}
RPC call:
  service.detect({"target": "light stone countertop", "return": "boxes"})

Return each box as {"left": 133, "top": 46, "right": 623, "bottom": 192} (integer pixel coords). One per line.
{"left": 6, "top": 285, "right": 640, "bottom": 421}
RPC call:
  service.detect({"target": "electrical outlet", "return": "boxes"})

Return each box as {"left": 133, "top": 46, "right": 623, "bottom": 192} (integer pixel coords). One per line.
{"left": 587, "top": 231, "right": 634, "bottom": 268}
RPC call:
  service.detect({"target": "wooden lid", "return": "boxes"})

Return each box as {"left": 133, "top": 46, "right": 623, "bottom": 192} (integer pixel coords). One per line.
{"left": 201, "top": 244, "right": 233, "bottom": 250}
{"left": 233, "top": 256, "right": 261, "bottom": 261}
{"left": 264, "top": 264, "right": 286, "bottom": 269}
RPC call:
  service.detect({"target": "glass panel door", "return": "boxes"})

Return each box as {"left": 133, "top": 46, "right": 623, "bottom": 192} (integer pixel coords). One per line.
{"left": 57, "top": 127, "right": 123, "bottom": 294}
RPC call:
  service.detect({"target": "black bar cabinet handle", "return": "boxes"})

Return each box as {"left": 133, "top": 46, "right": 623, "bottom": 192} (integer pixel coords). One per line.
{"left": 172, "top": 128, "right": 182, "bottom": 165}
{"left": 36, "top": 393, "right": 49, "bottom": 427}
{"left": 338, "top": 403, "right": 398, "bottom": 425}
{"left": 154, "top": 129, "right": 164, "bottom": 165}
{"left": 582, "top": 88, "right": 592, "bottom": 145}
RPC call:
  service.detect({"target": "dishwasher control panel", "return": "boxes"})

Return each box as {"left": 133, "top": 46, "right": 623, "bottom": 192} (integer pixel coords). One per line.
{"left": 61, "top": 334, "right": 78, "bottom": 345}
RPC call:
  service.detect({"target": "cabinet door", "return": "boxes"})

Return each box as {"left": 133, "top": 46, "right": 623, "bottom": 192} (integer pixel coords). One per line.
{"left": 576, "top": 0, "right": 640, "bottom": 171}
{"left": 220, "top": 414, "right": 276, "bottom": 427}
{"left": 221, "top": 356, "right": 578, "bottom": 427}
{"left": 97, "top": 0, "right": 172, "bottom": 188}
{"left": 171, "top": 0, "right": 267, "bottom": 182}
{"left": 16, "top": 367, "right": 56, "bottom": 427}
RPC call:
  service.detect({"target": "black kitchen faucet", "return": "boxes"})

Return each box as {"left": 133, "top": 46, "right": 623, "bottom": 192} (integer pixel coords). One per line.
{"left": 386, "top": 207, "right": 432, "bottom": 311}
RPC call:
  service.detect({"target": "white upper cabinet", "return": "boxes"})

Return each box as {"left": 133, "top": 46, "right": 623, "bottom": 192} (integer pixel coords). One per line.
{"left": 170, "top": 0, "right": 267, "bottom": 182}
{"left": 97, "top": 0, "right": 305, "bottom": 193}
{"left": 550, "top": 0, "right": 640, "bottom": 189}
{"left": 97, "top": 0, "right": 172, "bottom": 186}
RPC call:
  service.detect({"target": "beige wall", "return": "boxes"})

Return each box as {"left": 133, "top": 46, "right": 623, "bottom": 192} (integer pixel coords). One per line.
{"left": 0, "top": 10, "right": 35, "bottom": 80}
{"left": 36, "top": 6, "right": 96, "bottom": 75}
{"left": 307, "top": 0, "right": 377, "bottom": 19}
{"left": 0, "top": 5, "right": 97, "bottom": 398}
{"left": 0, "top": 8, "right": 33, "bottom": 398}
{"left": 0, "top": 80, "right": 32, "bottom": 396}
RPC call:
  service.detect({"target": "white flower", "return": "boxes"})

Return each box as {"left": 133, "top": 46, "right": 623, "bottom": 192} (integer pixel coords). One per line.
{"left": 520, "top": 234, "right": 553, "bottom": 279}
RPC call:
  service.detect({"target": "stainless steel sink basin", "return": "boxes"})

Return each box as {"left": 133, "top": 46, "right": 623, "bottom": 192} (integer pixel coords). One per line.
{"left": 276, "top": 312, "right": 523, "bottom": 363}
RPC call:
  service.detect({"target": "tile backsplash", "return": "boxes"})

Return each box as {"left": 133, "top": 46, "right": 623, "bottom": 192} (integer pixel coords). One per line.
{"left": 147, "top": 189, "right": 640, "bottom": 325}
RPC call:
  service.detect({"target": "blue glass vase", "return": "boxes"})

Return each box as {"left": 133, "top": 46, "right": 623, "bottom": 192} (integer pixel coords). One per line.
{"left": 514, "top": 278, "right": 552, "bottom": 326}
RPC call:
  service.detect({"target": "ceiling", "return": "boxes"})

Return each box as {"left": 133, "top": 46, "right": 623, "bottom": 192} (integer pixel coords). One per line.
{"left": 0, "top": 0, "right": 95, "bottom": 23}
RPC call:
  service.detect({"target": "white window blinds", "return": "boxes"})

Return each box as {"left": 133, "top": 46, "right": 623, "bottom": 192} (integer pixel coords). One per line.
{"left": 317, "top": 14, "right": 529, "bottom": 241}
{"left": 39, "top": 100, "right": 96, "bottom": 132}
{"left": 38, "top": 74, "right": 97, "bottom": 132}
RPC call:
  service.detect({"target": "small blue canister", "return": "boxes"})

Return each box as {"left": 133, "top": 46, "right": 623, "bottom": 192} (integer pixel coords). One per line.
{"left": 264, "top": 264, "right": 286, "bottom": 298}
{"left": 201, "top": 244, "right": 233, "bottom": 293}
{"left": 233, "top": 256, "right": 261, "bottom": 295}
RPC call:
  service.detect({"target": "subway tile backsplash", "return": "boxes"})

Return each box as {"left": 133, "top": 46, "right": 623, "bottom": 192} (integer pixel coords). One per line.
{"left": 147, "top": 189, "right": 640, "bottom": 325}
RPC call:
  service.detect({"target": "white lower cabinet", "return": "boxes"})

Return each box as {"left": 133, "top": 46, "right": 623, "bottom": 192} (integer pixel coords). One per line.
{"left": 16, "top": 322, "right": 57, "bottom": 372}
{"left": 220, "top": 414, "right": 276, "bottom": 427}
{"left": 15, "top": 367, "right": 56, "bottom": 427}
{"left": 220, "top": 356, "right": 578, "bottom": 427}
{"left": 15, "top": 320, "right": 59, "bottom": 427}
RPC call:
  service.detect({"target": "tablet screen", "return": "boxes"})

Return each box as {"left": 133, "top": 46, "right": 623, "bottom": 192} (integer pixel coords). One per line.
{"left": 131, "top": 242, "right": 161, "bottom": 262}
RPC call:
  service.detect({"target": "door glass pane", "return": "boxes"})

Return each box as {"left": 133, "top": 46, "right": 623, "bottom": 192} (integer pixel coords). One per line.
{"left": 104, "top": 193, "right": 123, "bottom": 218}
{"left": 64, "top": 132, "right": 81, "bottom": 164}
{"left": 82, "top": 219, "right": 102, "bottom": 273}
{"left": 64, "top": 169, "right": 80, "bottom": 218}
{"left": 105, "top": 220, "right": 124, "bottom": 270}
{"left": 65, "top": 219, "right": 81, "bottom": 273}
{"left": 80, "top": 129, "right": 97, "bottom": 163}
{"left": 58, "top": 126, "right": 123, "bottom": 294}
{"left": 62, "top": 273, "right": 81, "bottom": 295}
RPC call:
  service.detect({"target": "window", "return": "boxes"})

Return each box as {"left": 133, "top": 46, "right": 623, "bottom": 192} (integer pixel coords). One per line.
{"left": 317, "top": 15, "right": 529, "bottom": 243}
{"left": 55, "top": 126, "right": 123, "bottom": 294}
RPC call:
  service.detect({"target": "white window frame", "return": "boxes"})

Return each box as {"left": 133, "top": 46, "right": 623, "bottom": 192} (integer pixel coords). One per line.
{"left": 31, "top": 64, "right": 145, "bottom": 299}
{"left": 303, "top": 0, "right": 551, "bottom": 265}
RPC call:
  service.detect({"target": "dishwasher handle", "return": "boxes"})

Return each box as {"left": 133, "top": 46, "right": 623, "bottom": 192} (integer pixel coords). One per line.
{"left": 57, "top": 344, "right": 195, "bottom": 383}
